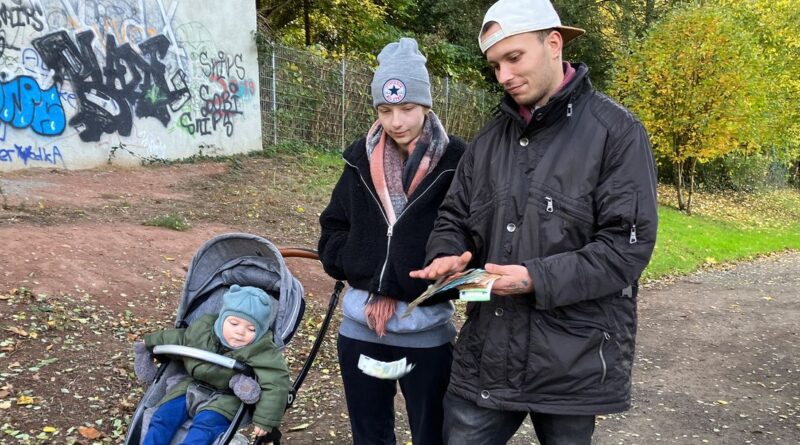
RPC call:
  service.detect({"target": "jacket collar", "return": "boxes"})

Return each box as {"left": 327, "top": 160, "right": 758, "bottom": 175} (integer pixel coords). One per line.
{"left": 499, "top": 62, "right": 591, "bottom": 131}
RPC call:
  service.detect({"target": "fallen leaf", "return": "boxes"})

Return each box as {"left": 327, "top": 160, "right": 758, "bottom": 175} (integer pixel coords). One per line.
{"left": 0, "top": 401, "right": 11, "bottom": 409}
{"left": 78, "top": 426, "right": 102, "bottom": 439}
{"left": 16, "top": 395, "right": 35, "bottom": 405}
{"left": 5, "top": 327, "right": 28, "bottom": 337}
{"left": 288, "top": 423, "right": 311, "bottom": 432}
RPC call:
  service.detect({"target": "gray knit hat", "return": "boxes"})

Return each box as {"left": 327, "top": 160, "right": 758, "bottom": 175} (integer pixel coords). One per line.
{"left": 371, "top": 38, "right": 432, "bottom": 108}
{"left": 214, "top": 284, "right": 277, "bottom": 348}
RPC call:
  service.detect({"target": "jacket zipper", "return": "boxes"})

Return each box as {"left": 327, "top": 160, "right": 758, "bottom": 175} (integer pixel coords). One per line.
{"left": 543, "top": 195, "right": 594, "bottom": 227}
{"left": 344, "top": 158, "right": 455, "bottom": 293}
{"left": 377, "top": 169, "right": 455, "bottom": 293}
{"left": 599, "top": 331, "right": 610, "bottom": 384}
{"left": 629, "top": 192, "right": 639, "bottom": 244}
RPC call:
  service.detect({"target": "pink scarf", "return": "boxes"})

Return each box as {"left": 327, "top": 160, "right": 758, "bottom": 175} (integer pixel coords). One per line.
{"left": 366, "top": 111, "right": 448, "bottom": 224}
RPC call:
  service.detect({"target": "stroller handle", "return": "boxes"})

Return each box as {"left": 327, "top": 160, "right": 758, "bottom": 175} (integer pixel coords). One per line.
{"left": 152, "top": 345, "right": 254, "bottom": 376}
{"left": 278, "top": 247, "right": 319, "bottom": 260}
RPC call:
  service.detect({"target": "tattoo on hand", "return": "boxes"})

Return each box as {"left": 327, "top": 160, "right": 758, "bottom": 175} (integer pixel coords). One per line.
{"left": 511, "top": 280, "right": 529, "bottom": 290}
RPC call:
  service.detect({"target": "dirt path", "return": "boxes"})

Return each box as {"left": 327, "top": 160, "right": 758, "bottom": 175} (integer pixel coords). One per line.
{"left": 0, "top": 164, "right": 797, "bottom": 444}
{"left": 589, "top": 253, "right": 800, "bottom": 444}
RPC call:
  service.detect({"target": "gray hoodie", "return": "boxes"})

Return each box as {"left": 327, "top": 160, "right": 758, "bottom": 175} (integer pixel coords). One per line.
{"left": 339, "top": 287, "right": 456, "bottom": 347}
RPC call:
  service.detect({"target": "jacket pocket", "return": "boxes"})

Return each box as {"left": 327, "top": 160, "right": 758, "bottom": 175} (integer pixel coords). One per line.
{"left": 525, "top": 314, "right": 616, "bottom": 395}
{"left": 530, "top": 189, "right": 594, "bottom": 258}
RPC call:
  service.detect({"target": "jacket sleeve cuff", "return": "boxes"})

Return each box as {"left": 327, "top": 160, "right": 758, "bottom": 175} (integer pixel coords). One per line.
{"left": 523, "top": 259, "right": 549, "bottom": 310}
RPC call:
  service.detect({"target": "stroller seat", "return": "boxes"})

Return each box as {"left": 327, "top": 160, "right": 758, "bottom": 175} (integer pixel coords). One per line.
{"left": 125, "top": 233, "right": 343, "bottom": 445}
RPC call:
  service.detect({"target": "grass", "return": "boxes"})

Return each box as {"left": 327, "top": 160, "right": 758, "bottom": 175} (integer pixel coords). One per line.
{"left": 643, "top": 186, "right": 800, "bottom": 280}
{"left": 143, "top": 213, "right": 190, "bottom": 231}
{"left": 177, "top": 146, "right": 800, "bottom": 282}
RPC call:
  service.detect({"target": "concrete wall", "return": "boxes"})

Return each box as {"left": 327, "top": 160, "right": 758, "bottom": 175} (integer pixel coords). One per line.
{"left": 0, "top": 0, "right": 262, "bottom": 171}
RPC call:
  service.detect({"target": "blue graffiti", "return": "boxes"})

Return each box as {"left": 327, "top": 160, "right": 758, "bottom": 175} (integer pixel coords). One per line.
{"left": 0, "top": 75, "right": 66, "bottom": 136}
{"left": 0, "top": 144, "right": 64, "bottom": 166}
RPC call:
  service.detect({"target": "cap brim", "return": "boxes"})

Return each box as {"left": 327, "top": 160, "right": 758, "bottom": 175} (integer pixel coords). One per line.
{"left": 558, "top": 26, "right": 585, "bottom": 46}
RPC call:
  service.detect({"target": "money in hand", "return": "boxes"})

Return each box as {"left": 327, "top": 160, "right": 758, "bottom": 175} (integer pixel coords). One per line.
{"left": 357, "top": 354, "right": 415, "bottom": 380}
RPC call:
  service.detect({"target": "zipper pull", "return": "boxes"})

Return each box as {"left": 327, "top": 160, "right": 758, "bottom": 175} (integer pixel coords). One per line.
{"left": 545, "top": 196, "right": 554, "bottom": 213}
{"left": 629, "top": 224, "right": 637, "bottom": 244}
{"left": 387, "top": 225, "right": 393, "bottom": 237}
{"left": 566, "top": 103, "right": 573, "bottom": 117}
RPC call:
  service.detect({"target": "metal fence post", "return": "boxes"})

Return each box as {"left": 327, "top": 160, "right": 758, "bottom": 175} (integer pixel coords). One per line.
{"left": 341, "top": 59, "right": 346, "bottom": 150}
{"left": 444, "top": 76, "right": 450, "bottom": 129}
{"left": 271, "top": 45, "right": 278, "bottom": 145}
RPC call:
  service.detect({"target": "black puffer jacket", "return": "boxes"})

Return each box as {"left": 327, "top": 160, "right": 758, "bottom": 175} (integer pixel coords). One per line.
{"left": 425, "top": 63, "right": 658, "bottom": 414}
{"left": 319, "top": 135, "right": 465, "bottom": 302}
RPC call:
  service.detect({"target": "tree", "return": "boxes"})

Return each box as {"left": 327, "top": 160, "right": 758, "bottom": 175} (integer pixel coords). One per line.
{"left": 715, "top": 0, "right": 800, "bottom": 180}
{"left": 555, "top": 0, "right": 690, "bottom": 91}
{"left": 611, "top": 4, "right": 767, "bottom": 213}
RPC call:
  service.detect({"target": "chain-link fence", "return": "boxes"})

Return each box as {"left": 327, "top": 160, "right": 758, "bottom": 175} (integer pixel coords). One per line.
{"left": 259, "top": 43, "right": 495, "bottom": 151}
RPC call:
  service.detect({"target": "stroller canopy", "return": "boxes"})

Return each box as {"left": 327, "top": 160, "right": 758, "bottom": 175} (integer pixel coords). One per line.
{"left": 176, "top": 233, "right": 304, "bottom": 349}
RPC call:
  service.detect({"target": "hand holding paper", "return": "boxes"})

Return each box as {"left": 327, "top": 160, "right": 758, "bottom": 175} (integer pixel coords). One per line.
{"left": 402, "top": 268, "right": 501, "bottom": 318}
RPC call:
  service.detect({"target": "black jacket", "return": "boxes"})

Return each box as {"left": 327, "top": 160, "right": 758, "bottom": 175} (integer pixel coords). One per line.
{"left": 426, "top": 63, "right": 658, "bottom": 414}
{"left": 318, "top": 135, "right": 466, "bottom": 302}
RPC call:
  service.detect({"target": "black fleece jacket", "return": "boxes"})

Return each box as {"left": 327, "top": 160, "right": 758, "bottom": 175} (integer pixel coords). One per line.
{"left": 318, "top": 135, "right": 465, "bottom": 303}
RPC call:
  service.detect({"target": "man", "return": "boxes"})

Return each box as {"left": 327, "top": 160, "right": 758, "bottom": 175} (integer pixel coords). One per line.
{"left": 410, "top": 0, "right": 658, "bottom": 443}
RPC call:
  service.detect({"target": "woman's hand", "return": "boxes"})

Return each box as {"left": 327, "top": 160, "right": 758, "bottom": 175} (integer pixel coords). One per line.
{"left": 365, "top": 295, "right": 396, "bottom": 337}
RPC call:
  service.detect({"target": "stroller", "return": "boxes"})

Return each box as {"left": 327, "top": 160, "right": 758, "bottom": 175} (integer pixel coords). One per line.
{"left": 125, "top": 233, "right": 343, "bottom": 445}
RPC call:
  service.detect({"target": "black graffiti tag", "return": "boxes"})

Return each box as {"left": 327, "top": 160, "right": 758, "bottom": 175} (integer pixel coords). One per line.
{"left": 0, "top": 1, "right": 44, "bottom": 32}
{"left": 32, "top": 30, "right": 191, "bottom": 142}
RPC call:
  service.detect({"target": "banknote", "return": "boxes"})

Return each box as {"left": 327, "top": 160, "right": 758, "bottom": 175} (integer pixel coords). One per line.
{"left": 358, "top": 354, "right": 415, "bottom": 380}
{"left": 402, "top": 268, "right": 501, "bottom": 318}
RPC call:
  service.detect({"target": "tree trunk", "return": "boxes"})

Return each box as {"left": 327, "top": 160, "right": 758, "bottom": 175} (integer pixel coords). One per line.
{"left": 675, "top": 160, "right": 685, "bottom": 211}
{"left": 686, "top": 158, "right": 697, "bottom": 215}
{"left": 644, "top": 0, "right": 656, "bottom": 30}
{"left": 303, "top": 0, "right": 312, "bottom": 46}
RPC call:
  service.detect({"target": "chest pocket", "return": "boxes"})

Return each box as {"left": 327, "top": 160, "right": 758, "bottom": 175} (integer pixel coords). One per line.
{"left": 530, "top": 187, "right": 594, "bottom": 258}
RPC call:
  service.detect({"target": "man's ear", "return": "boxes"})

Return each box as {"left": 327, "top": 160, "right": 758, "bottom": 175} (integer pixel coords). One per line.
{"left": 546, "top": 30, "right": 563, "bottom": 59}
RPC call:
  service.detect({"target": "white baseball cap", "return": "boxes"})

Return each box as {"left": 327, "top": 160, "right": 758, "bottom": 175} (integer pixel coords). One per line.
{"left": 479, "top": 0, "right": 585, "bottom": 53}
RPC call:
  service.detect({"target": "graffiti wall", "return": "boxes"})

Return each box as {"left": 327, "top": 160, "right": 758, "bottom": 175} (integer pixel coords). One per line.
{"left": 0, "top": 0, "right": 261, "bottom": 171}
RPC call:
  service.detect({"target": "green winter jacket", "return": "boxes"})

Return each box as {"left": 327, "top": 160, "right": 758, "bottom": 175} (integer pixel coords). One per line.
{"left": 144, "top": 314, "right": 290, "bottom": 430}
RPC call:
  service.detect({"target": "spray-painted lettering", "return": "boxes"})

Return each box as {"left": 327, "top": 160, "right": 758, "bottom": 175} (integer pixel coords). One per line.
{"left": 32, "top": 30, "right": 191, "bottom": 142}
{"left": 0, "top": 1, "right": 44, "bottom": 31}
{"left": 199, "top": 51, "right": 245, "bottom": 81}
{"left": 0, "top": 143, "right": 63, "bottom": 165}
{"left": 0, "top": 74, "right": 66, "bottom": 135}
{"left": 200, "top": 84, "right": 241, "bottom": 137}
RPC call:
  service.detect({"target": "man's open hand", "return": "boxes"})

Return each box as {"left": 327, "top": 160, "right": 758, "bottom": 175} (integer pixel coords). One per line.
{"left": 409, "top": 251, "right": 472, "bottom": 281}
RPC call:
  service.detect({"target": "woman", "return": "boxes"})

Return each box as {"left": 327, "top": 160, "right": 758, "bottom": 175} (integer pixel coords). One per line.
{"left": 318, "top": 38, "right": 465, "bottom": 445}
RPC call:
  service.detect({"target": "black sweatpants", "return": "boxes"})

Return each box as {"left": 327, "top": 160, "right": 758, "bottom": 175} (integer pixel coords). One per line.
{"left": 337, "top": 334, "right": 453, "bottom": 445}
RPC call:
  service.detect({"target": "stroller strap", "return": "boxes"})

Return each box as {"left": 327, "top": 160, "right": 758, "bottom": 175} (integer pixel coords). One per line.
{"left": 185, "top": 381, "right": 232, "bottom": 417}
